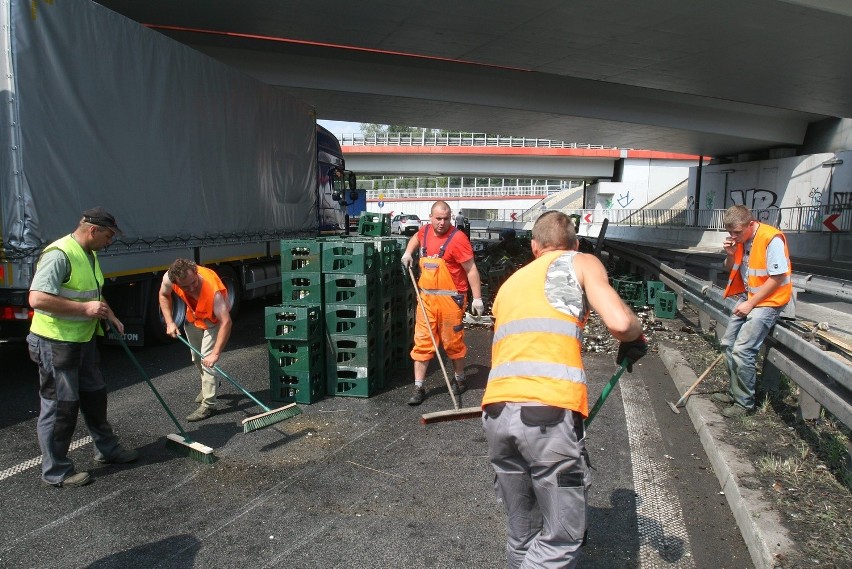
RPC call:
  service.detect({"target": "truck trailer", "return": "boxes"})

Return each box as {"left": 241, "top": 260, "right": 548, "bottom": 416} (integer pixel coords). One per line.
{"left": 0, "top": 0, "right": 352, "bottom": 345}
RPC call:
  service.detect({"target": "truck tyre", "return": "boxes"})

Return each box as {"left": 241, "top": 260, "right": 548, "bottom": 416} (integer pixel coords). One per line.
{"left": 214, "top": 265, "right": 241, "bottom": 318}
{"left": 145, "top": 279, "right": 186, "bottom": 345}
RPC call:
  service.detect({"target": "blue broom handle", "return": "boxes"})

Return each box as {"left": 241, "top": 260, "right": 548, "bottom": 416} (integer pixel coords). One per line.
{"left": 174, "top": 334, "right": 271, "bottom": 412}
{"left": 585, "top": 360, "right": 629, "bottom": 428}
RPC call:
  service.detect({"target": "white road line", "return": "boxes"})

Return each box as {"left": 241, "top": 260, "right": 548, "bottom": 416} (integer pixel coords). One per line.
{"left": 620, "top": 373, "right": 696, "bottom": 568}
{"left": 0, "top": 436, "right": 93, "bottom": 482}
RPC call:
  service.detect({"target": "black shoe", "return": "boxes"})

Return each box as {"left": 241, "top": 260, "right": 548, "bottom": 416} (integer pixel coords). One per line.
{"left": 451, "top": 378, "right": 467, "bottom": 396}
{"left": 408, "top": 387, "right": 426, "bottom": 406}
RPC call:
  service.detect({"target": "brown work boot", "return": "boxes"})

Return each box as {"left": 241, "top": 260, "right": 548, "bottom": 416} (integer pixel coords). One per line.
{"left": 186, "top": 405, "right": 216, "bottom": 422}
{"left": 407, "top": 386, "right": 426, "bottom": 406}
{"left": 711, "top": 392, "right": 734, "bottom": 404}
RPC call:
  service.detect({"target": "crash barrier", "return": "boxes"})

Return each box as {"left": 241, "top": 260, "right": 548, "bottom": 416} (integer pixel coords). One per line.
{"left": 272, "top": 235, "right": 414, "bottom": 402}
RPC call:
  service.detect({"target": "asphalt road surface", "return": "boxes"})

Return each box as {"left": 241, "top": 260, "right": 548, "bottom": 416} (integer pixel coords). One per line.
{"left": 0, "top": 299, "right": 752, "bottom": 568}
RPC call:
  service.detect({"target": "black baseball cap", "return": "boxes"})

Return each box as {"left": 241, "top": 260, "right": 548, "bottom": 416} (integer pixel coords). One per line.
{"left": 82, "top": 207, "right": 122, "bottom": 235}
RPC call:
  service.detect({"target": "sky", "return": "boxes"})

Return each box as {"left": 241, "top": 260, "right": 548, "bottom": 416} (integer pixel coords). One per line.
{"left": 317, "top": 119, "right": 363, "bottom": 138}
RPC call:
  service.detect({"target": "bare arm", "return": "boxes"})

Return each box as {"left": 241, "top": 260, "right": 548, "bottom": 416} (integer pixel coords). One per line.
{"left": 574, "top": 253, "right": 642, "bottom": 341}
{"left": 202, "top": 292, "right": 232, "bottom": 367}
{"left": 403, "top": 233, "right": 420, "bottom": 256}
{"left": 460, "top": 257, "right": 482, "bottom": 299}
{"left": 157, "top": 273, "right": 180, "bottom": 337}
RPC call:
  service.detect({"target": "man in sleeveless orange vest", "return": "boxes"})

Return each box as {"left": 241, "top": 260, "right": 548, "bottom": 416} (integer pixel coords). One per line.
{"left": 482, "top": 211, "right": 646, "bottom": 568}
{"left": 401, "top": 201, "right": 484, "bottom": 406}
{"left": 158, "top": 259, "right": 233, "bottom": 421}
{"left": 715, "top": 205, "right": 792, "bottom": 418}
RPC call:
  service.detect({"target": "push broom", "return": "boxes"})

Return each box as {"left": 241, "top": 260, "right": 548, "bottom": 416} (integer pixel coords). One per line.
{"left": 112, "top": 329, "right": 216, "bottom": 463}
{"left": 406, "top": 265, "right": 483, "bottom": 425}
{"left": 175, "top": 335, "right": 302, "bottom": 432}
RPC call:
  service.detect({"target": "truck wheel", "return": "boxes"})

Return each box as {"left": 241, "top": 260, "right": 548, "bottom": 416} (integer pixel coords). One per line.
{"left": 145, "top": 282, "right": 186, "bottom": 345}
{"left": 214, "top": 265, "right": 241, "bottom": 318}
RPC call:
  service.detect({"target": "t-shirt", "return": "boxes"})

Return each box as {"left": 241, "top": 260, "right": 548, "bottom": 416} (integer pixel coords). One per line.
{"left": 29, "top": 248, "right": 77, "bottom": 295}
{"left": 417, "top": 225, "right": 474, "bottom": 293}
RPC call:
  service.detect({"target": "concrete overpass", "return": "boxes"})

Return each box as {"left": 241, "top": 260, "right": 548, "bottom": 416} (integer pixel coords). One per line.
{"left": 95, "top": 1, "right": 852, "bottom": 158}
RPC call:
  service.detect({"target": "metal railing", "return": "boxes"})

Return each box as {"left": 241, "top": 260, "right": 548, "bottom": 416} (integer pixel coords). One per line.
{"left": 573, "top": 205, "right": 851, "bottom": 234}
{"left": 363, "top": 182, "right": 572, "bottom": 200}
{"left": 603, "top": 240, "right": 852, "bottom": 429}
{"left": 340, "top": 132, "right": 619, "bottom": 150}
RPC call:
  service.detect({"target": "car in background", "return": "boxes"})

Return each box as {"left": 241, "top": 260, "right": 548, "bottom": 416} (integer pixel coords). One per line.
{"left": 391, "top": 214, "right": 421, "bottom": 235}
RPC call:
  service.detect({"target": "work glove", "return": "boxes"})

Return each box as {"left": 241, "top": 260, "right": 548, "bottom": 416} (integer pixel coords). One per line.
{"left": 401, "top": 252, "right": 413, "bottom": 271}
{"left": 616, "top": 334, "right": 648, "bottom": 372}
{"left": 470, "top": 298, "right": 485, "bottom": 316}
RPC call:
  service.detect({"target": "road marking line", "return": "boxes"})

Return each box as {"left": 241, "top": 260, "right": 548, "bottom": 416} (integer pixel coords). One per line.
{"left": 620, "top": 373, "right": 695, "bottom": 568}
{"left": 0, "top": 436, "right": 93, "bottom": 482}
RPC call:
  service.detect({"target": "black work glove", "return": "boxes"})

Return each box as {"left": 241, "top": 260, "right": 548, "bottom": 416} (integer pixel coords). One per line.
{"left": 616, "top": 334, "right": 648, "bottom": 372}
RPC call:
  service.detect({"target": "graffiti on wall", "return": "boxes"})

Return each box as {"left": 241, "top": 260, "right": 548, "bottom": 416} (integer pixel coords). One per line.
{"left": 834, "top": 192, "right": 852, "bottom": 210}
{"left": 616, "top": 192, "right": 634, "bottom": 208}
{"left": 729, "top": 188, "right": 780, "bottom": 222}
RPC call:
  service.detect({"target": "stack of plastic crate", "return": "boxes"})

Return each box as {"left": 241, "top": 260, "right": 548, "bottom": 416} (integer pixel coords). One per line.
{"left": 265, "top": 304, "right": 325, "bottom": 404}
{"left": 271, "top": 238, "right": 327, "bottom": 404}
{"left": 357, "top": 211, "right": 391, "bottom": 236}
{"left": 386, "top": 237, "right": 415, "bottom": 373}
{"left": 322, "top": 239, "right": 383, "bottom": 397}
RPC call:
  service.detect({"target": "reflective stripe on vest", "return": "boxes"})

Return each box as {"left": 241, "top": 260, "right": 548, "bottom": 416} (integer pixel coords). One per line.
{"left": 482, "top": 250, "right": 589, "bottom": 416}
{"left": 724, "top": 223, "right": 792, "bottom": 307}
{"left": 30, "top": 234, "right": 103, "bottom": 342}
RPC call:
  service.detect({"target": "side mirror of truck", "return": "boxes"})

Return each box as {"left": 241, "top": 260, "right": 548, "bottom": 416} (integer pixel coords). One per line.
{"left": 348, "top": 171, "right": 357, "bottom": 191}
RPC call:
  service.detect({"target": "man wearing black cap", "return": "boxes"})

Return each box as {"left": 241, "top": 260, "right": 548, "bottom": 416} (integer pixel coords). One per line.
{"left": 27, "top": 207, "right": 139, "bottom": 488}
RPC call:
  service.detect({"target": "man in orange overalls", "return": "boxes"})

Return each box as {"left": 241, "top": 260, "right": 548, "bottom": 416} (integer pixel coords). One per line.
{"left": 401, "top": 201, "right": 484, "bottom": 405}
{"left": 158, "top": 258, "right": 233, "bottom": 421}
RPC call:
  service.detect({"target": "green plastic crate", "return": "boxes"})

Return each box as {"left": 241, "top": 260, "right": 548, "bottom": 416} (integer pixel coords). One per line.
{"left": 321, "top": 241, "right": 378, "bottom": 273}
{"left": 328, "top": 334, "right": 377, "bottom": 367}
{"left": 282, "top": 273, "right": 322, "bottom": 304}
{"left": 331, "top": 364, "right": 381, "bottom": 398}
{"left": 264, "top": 304, "right": 322, "bottom": 340}
{"left": 646, "top": 281, "right": 666, "bottom": 306}
{"left": 323, "top": 273, "right": 377, "bottom": 305}
{"left": 268, "top": 339, "right": 324, "bottom": 373}
{"left": 655, "top": 291, "right": 677, "bottom": 319}
{"left": 280, "top": 239, "right": 322, "bottom": 273}
{"left": 269, "top": 369, "right": 325, "bottom": 404}
{"left": 324, "top": 305, "right": 377, "bottom": 335}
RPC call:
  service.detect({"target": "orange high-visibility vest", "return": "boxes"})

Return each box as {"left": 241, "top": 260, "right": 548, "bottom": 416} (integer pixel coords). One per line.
{"left": 482, "top": 250, "right": 589, "bottom": 416}
{"left": 723, "top": 223, "right": 792, "bottom": 307}
{"left": 172, "top": 266, "right": 227, "bottom": 330}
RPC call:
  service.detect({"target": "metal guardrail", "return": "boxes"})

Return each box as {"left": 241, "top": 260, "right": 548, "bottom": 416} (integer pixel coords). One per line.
{"left": 575, "top": 205, "right": 851, "bottom": 234}
{"left": 603, "top": 240, "right": 852, "bottom": 430}
{"left": 340, "top": 132, "right": 619, "bottom": 150}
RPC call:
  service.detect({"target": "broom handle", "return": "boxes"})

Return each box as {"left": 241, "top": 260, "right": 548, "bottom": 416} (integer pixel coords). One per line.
{"left": 584, "top": 360, "right": 629, "bottom": 428}
{"left": 111, "top": 325, "right": 191, "bottom": 440}
{"left": 675, "top": 352, "right": 724, "bottom": 406}
{"left": 174, "top": 334, "right": 271, "bottom": 412}
{"left": 407, "top": 264, "right": 460, "bottom": 410}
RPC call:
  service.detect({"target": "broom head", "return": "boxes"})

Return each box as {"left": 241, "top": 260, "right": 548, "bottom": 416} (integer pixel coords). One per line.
{"left": 242, "top": 403, "right": 302, "bottom": 433}
{"left": 420, "top": 406, "right": 482, "bottom": 425}
{"left": 165, "top": 433, "right": 217, "bottom": 464}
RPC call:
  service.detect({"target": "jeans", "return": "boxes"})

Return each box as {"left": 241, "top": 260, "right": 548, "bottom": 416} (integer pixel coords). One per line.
{"left": 720, "top": 305, "right": 783, "bottom": 410}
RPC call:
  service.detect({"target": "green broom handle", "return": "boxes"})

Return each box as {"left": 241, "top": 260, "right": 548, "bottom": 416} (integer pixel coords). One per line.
{"left": 174, "top": 334, "right": 271, "bottom": 412}
{"left": 111, "top": 326, "right": 191, "bottom": 440}
{"left": 584, "top": 360, "right": 629, "bottom": 428}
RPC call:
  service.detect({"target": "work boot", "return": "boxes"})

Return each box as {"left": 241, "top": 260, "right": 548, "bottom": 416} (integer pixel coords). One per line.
{"left": 407, "top": 386, "right": 426, "bottom": 406}
{"left": 450, "top": 377, "right": 467, "bottom": 396}
{"left": 186, "top": 405, "right": 216, "bottom": 422}
{"left": 711, "top": 392, "right": 735, "bottom": 404}
{"left": 721, "top": 404, "right": 750, "bottom": 419}
{"left": 95, "top": 445, "right": 140, "bottom": 465}
{"left": 49, "top": 472, "right": 91, "bottom": 488}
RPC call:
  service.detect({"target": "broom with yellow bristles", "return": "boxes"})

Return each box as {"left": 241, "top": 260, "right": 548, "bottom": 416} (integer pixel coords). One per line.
{"left": 175, "top": 335, "right": 302, "bottom": 432}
